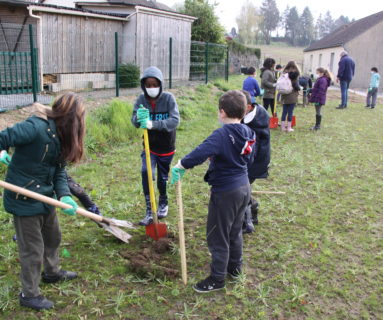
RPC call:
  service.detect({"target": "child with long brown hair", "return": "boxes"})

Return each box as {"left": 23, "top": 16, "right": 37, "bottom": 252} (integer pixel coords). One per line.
{"left": 0, "top": 92, "right": 86, "bottom": 311}
{"left": 309, "top": 67, "right": 332, "bottom": 130}
{"left": 280, "top": 61, "right": 301, "bottom": 132}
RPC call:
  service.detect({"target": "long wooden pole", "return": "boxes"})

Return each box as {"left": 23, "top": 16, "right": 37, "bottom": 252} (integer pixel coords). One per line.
{"left": 176, "top": 180, "right": 187, "bottom": 285}
{"left": 252, "top": 190, "right": 286, "bottom": 195}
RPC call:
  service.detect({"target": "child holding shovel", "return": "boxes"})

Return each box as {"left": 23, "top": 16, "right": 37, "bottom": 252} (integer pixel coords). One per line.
{"left": 241, "top": 90, "right": 271, "bottom": 233}
{"left": 0, "top": 93, "right": 85, "bottom": 311}
{"left": 131, "top": 66, "right": 180, "bottom": 226}
{"left": 171, "top": 90, "right": 255, "bottom": 293}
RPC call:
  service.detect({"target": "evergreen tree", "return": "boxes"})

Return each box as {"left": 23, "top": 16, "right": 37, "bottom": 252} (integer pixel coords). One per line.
{"left": 323, "top": 11, "right": 334, "bottom": 36}
{"left": 260, "top": 0, "right": 280, "bottom": 45}
{"left": 332, "top": 15, "right": 351, "bottom": 31}
{"left": 299, "top": 7, "right": 315, "bottom": 46}
{"left": 285, "top": 7, "right": 300, "bottom": 46}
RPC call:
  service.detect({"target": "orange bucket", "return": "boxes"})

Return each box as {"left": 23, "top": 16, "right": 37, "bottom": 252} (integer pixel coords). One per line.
{"left": 269, "top": 116, "right": 279, "bottom": 129}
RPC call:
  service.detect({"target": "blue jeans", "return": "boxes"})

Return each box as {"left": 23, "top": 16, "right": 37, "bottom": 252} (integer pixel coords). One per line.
{"left": 141, "top": 151, "right": 174, "bottom": 198}
{"left": 281, "top": 104, "right": 295, "bottom": 121}
{"left": 340, "top": 80, "right": 351, "bottom": 107}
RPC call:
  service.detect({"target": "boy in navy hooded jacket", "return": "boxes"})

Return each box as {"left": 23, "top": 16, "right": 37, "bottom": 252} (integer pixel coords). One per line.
{"left": 132, "top": 67, "right": 180, "bottom": 226}
{"left": 171, "top": 90, "right": 255, "bottom": 293}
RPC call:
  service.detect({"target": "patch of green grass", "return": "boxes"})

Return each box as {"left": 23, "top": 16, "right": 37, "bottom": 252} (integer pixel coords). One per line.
{"left": 1, "top": 76, "right": 382, "bottom": 319}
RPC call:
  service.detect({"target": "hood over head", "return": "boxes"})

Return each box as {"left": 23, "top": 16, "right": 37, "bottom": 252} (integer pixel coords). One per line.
{"left": 141, "top": 66, "right": 164, "bottom": 98}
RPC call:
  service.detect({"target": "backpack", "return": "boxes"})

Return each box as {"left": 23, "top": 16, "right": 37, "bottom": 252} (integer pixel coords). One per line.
{"left": 276, "top": 73, "right": 293, "bottom": 94}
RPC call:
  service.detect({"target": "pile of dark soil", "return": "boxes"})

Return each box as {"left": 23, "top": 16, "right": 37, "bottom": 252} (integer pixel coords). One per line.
{"left": 120, "top": 236, "right": 179, "bottom": 278}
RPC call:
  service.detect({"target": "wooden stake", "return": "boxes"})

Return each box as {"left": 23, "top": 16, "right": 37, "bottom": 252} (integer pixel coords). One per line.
{"left": 176, "top": 180, "right": 187, "bottom": 285}
{"left": 252, "top": 190, "right": 286, "bottom": 195}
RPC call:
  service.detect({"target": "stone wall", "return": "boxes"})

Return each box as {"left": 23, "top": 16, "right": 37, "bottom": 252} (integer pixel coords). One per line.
{"left": 229, "top": 50, "right": 260, "bottom": 74}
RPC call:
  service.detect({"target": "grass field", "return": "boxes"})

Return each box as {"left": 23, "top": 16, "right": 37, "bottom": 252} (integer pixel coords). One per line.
{"left": 254, "top": 42, "right": 305, "bottom": 68}
{"left": 0, "top": 76, "right": 382, "bottom": 319}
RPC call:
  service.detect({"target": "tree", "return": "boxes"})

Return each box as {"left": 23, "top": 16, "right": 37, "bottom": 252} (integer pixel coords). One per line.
{"left": 299, "top": 7, "right": 315, "bottom": 46}
{"left": 323, "top": 11, "right": 334, "bottom": 36}
{"left": 315, "top": 14, "right": 327, "bottom": 39}
{"left": 236, "top": 0, "right": 263, "bottom": 45}
{"left": 280, "top": 5, "right": 290, "bottom": 37}
{"left": 332, "top": 15, "right": 350, "bottom": 31}
{"left": 260, "top": 0, "right": 279, "bottom": 45}
{"left": 179, "top": 0, "right": 225, "bottom": 43}
{"left": 285, "top": 7, "right": 300, "bottom": 46}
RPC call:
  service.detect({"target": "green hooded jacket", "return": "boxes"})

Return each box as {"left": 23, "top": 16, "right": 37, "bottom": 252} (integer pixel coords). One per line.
{"left": 0, "top": 105, "right": 71, "bottom": 216}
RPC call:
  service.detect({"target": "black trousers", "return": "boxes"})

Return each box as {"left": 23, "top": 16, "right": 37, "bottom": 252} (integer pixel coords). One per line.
{"left": 207, "top": 184, "right": 250, "bottom": 281}
{"left": 263, "top": 98, "right": 275, "bottom": 113}
{"left": 141, "top": 151, "right": 174, "bottom": 199}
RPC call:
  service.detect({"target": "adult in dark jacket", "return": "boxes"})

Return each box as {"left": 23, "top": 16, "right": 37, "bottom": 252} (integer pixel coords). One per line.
{"left": 309, "top": 67, "right": 332, "bottom": 130}
{"left": 0, "top": 94, "right": 85, "bottom": 311}
{"left": 241, "top": 90, "right": 270, "bottom": 233}
{"left": 336, "top": 51, "right": 355, "bottom": 109}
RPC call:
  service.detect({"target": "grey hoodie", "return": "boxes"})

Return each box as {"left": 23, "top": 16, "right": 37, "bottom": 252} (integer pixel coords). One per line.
{"left": 131, "top": 66, "right": 180, "bottom": 154}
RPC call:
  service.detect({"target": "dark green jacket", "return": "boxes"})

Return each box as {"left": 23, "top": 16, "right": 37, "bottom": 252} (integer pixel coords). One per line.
{"left": 0, "top": 110, "right": 71, "bottom": 216}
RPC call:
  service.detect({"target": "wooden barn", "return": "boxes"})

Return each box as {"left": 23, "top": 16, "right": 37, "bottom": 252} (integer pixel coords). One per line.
{"left": 0, "top": 0, "right": 195, "bottom": 92}
{"left": 303, "top": 11, "right": 383, "bottom": 89}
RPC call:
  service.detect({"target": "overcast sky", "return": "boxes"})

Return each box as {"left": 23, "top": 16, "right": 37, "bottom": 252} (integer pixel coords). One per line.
{"left": 161, "top": 0, "right": 382, "bottom": 31}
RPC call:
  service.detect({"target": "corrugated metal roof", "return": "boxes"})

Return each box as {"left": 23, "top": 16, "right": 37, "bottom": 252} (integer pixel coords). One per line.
{"left": 304, "top": 11, "right": 383, "bottom": 52}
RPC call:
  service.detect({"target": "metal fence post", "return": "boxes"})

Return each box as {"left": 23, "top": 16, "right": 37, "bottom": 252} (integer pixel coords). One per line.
{"left": 225, "top": 46, "right": 229, "bottom": 82}
{"left": 115, "top": 32, "right": 120, "bottom": 97}
{"left": 28, "top": 24, "right": 37, "bottom": 102}
{"left": 205, "top": 42, "right": 209, "bottom": 84}
{"left": 169, "top": 37, "right": 173, "bottom": 89}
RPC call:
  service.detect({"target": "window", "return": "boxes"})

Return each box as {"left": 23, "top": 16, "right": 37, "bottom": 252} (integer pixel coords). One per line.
{"left": 319, "top": 54, "right": 322, "bottom": 67}
{"left": 330, "top": 52, "right": 335, "bottom": 72}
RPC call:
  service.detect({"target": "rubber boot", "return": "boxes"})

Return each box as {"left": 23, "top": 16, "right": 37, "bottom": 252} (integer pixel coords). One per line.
{"left": 281, "top": 121, "right": 287, "bottom": 132}
{"left": 315, "top": 115, "right": 322, "bottom": 130}
{"left": 250, "top": 197, "right": 259, "bottom": 225}
{"left": 242, "top": 206, "right": 255, "bottom": 234}
{"left": 139, "top": 195, "right": 153, "bottom": 226}
{"left": 287, "top": 121, "right": 294, "bottom": 132}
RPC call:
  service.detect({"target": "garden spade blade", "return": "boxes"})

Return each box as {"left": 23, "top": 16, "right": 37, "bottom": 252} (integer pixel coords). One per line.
{"left": 0, "top": 180, "right": 135, "bottom": 243}
{"left": 99, "top": 223, "right": 133, "bottom": 243}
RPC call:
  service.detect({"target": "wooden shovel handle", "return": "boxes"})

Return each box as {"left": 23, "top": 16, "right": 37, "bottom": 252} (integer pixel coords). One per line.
{"left": 252, "top": 190, "right": 286, "bottom": 195}
{"left": 176, "top": 180, "right": 187, "bottom": 285}
{"left": 0, "top": 180, "right": 103, "bottom": 223}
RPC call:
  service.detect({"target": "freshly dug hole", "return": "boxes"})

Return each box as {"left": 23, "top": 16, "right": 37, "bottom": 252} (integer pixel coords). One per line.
{"left": 119, "top": 236, "right": 179, "bottom": 278}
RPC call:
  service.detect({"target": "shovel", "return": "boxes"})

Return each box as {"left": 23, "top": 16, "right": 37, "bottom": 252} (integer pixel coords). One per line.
{"left": 0, "top": 180, "right": 134, "bottom": 243}
{"left": 269, "top": 71, "right": 279, "bottom": 129}
{"left": 143, "top": 128, "right": 167, "bottom": 241}
{"left": 176, "top": 180, "right": 187, "bottom": 285}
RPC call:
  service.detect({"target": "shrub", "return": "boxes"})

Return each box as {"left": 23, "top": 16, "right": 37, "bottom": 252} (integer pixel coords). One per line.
{"left": 228, "top": 41, "right": 261, "bottom": 59}
{"left": 119, "top": 63, "right": 140, "bottom": 88}
{"left": 85, "top": 99, "right": 140, "bottom": 154}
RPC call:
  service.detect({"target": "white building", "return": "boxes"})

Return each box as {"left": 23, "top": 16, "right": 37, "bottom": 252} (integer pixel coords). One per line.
{"left": 304, "top": 11, "right": 383, "bottom": 89}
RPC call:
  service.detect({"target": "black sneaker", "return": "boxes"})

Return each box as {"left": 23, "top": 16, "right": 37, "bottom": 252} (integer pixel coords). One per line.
{"left": 139, "top": 213, "right": 153, "bottom": 226}
{"left": 365, "top": 105, "right": 371, "bottom": 108}
{"left": 227, "top": 267, "right": 242, "bottom": 280}
{"left": 193, "top": 276, "right": 225, "bottom": 293}
{"left": 336, "top": 105, "right": 345, "bottom": 109}
{"left": 19, "top": 293, "right": 54, "bottom": 310}
{"left": 42, "top": 270, "right": 78, "bottom": 284}
{"left": 87, "top": 204, "right": 102, "bottom": 216}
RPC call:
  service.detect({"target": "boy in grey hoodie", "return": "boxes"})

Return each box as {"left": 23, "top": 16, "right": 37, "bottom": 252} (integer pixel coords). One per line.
{"left": 131, "top": 67, "right": 180, "bottom": 226}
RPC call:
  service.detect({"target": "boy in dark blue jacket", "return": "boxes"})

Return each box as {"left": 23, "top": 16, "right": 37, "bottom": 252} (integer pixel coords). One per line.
{"left": 241, "top": 91, "right": 270, "bottom": 233}
{"left": 242, "top": 67, "right": 261, "bottom": 101}
{"left": 132, "top": 67, "right": 180, "bottom": 226}
{"left": 171, "top": 90, "right": 255, "bottom": 293}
